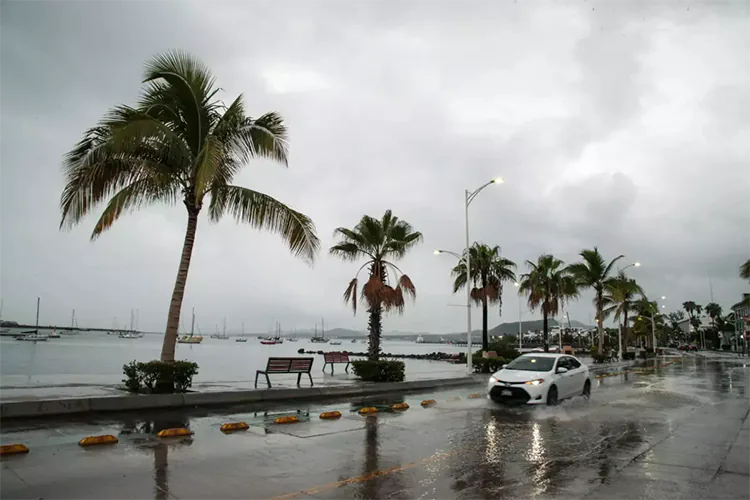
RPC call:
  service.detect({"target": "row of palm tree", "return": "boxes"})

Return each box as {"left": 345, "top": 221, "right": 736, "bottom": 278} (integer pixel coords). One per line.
{"left": 60, "top": 51, "right": 746, "bottom": 365}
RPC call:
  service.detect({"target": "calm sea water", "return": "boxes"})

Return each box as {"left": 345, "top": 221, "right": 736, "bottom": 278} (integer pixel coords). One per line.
{"left": 0, "top": 330, "right": 466, "bottom": 389}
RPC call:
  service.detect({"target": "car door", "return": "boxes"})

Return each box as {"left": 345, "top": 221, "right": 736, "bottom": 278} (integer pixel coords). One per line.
{"left": 566, "top": 356, "right": 586, "bottom": 395}
{"left": 555, "top": 357, "right": 575, "bottom": 398}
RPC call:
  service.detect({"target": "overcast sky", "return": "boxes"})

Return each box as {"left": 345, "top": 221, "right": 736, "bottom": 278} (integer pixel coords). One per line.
{"left": 1, "top": 0, "right": 748, "bottom": 334}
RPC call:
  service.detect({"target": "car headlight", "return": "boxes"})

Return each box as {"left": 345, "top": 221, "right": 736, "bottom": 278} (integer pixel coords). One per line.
{"left": 524, "top": 379, "right": 545, "bottom": 386}
{"left": 489, "top": 377, "right": 498, "bottom": 384}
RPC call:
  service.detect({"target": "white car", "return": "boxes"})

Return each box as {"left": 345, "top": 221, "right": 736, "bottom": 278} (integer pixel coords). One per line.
{"left": 487, "top": 353, "right": 591, "bottom": 405}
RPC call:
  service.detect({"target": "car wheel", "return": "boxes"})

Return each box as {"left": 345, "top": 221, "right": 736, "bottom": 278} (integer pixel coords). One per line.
{"left": 546, "top": 385, "right": 558, "bottom": 406}
{"left": 582, "top": 380, "right": 591, "bottom": 399}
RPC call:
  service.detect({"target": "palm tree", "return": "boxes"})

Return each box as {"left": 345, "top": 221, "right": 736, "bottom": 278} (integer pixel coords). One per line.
{"left": 682, "top": 301, "right": 704, "bottom": 347}
{"left": 602, "top": 272, "right": 644, "bottom": 353}
{"left": 631, "top": 298, "right": 664, "bottom": 348}
{"left": 705, "top": 302, "right": 722, "bottom": 349}
{"left": 330, "top": 210, "right": 422, "bottom": 360}
{"left": 567, "top": 247, "right": 624, "bottom": 354}
{"left": 741, "top": 259, "right": 750, "bottom": 282}
{"left": 518, "top": 254, "right": 578, "bottom": 352}
{"left": 451, "top": 243, "right": 516, "bottom": 351}
{"left": 60, "top": 51, "right": 320, "bottom": 362}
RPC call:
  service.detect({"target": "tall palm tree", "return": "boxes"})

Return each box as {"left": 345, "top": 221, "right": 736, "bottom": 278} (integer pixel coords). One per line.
{"left": 518, "top": 254, "right": 578, "bottom": 352}
{"left": 330, "top": 210, "right": 422, "bottom": 360}
{"left": 451, "top": 243, "right": 516, "bottom": 351}
{"left": 60, "top": 51, "right": 320, "bottom": 362}
{"left": 705, "top": 302, "right": 723, "bottom": 349}
{"left": 741, "top": 259, "right": 750, "bottom": 282}
{"left": 602, "top": 272, "right": 644, "bottom": 353}
{"left": 567, "top": 247, "right": 624, "bottom": 354}
{"left": 682, "top": 301, "right": 704, "bottom": 347}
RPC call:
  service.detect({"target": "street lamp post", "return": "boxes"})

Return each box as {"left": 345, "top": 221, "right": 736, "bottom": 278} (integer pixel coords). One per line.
{"left": 434, "top": 177, "right": 503, "bottom": 375}
{"left": 514, "top": 282, "right": 522, "bottom": 352}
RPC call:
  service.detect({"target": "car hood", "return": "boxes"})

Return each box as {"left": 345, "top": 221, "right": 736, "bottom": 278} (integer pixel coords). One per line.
{"left": 492, "top": 369, "right": 549, "bottom": 383}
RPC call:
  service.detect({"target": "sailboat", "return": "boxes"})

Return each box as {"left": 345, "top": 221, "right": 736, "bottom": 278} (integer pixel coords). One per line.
{"left": 235, "top": 322, "right": 247, "bottom": 342}
{"left": 178, "top": 307, "right": 203, "bottom": 344}
{"left": 261, "top": 322, "right": 284, "bottom": 344}
{"left": 215, "top": 318, "right": 230, "bottom": 339}
{"left": 16, "top": 298, "right": 48, "bottom": 341}
{"left": 119, "top": 310, "right": 140, "bottom": 339}
{"left": 310, "top": 319, "right": 328, "bottom": 343}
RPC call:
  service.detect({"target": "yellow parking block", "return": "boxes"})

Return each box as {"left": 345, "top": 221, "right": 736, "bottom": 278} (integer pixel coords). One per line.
{"left": 467, "top": 393, "right": 483, "bottom": 399}
{"left": 320, "top": 411, "right": 342, "bottom": 419}
{"left": 274, "top": 416, "right": 300, "bottom": 424}
{"left": 78, "top": 435, "right": 118, "bottom": 447}
{"left": 220, "top": 422, "right": 249, "bottom": 432}
{"left": 0, "top": 444, "right": 29, "bottom": 456}
{"left": 358, "top": 407, "right": 378, "bottom": 415}
{"left": 420, "top": 399, "right": 437, "bottom": 407}
{"left": 156, "top": 428, "right": 192, "bottom": 437}
{"left": 391, "top": 403, "right": 409, "bottom": 410}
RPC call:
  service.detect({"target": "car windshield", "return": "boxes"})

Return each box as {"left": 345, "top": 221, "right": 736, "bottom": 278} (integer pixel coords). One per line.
{"left": 504, "top": 356, "right": 555, "bottom": 372}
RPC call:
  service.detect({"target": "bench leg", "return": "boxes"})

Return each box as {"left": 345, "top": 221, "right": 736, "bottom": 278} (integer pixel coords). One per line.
{"left": 322, "top": 362, "right": 327, "bottom": 372}
{"left": 265, "top": 373, "right": 271, "bottom": 388}
{"left": 345, "top": 362, "right": 350, "bottom": 373}
{"left": 255, "top": 371, "right": 260, "bottom": 389}
{"left": 331, "top": 363, "right": 335, "bottom": 375}
{"left": 297, "top": 373, "right": 302, "bottom": 386}
{"left": 308, "top": 373, "right": 313, "bottom": 386}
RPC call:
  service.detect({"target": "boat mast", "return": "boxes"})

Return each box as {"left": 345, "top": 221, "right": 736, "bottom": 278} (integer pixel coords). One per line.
{"left": 322, "top": 318, "right": 325, "bottom": 338}
{"left": 35, "top": 297, "right": 40, "bottom": 333}
{"left": 130, "top": 309, "right": 134, "bottom": 332}
{"left": 190, "top": 307, "right": 195, "bottom": 336}
{"left": 241, "top": 322, "right": 244, "bottom": 335}
{"left": 71, "top": 309, "right": 75, "bottom": 328}
{"left": 223, "top": 317, "right": 226, "bottom": 336}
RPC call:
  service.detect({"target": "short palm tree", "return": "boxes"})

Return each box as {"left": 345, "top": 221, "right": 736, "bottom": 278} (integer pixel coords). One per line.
{"left": 451, "top": 243, "right": 516, "bottom": 351}
{"left": 602, "top": 272, "right": 644, "bottom": 352}
{"left": 630, "top": 298, "right": 663, "bottom": 348}
{"left": 60, "top": 51, "right": 320, "bottom": 362}
{"left": 741, "top": 260, "right": 750, "bottom": 282}
{"left": 518, "top": 254, "right": 578, "bottom": 352}
{"left": 330, "top": 210, "right": 422, "bottom": 360}
{"left": 567, "top": 247, "right": 624, "bottom": 354}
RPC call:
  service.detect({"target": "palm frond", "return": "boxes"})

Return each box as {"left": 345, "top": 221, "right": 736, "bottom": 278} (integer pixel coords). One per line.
{"left": 329, "top": 243, "right": 362, "bottom": 261}
{"left": 209, "top": 185, "right": 319, "bottom": 264}
{"left": 397, "top": 274, "right": 416, "bottom": 301}
{"left": 343, "top": 278, "right": 358, "bottom": 313}
{"left": 143, "top": 50, "right": 217, "bottom": 153}
{"left": 90, "top": 176, "right": 179, "bottom": 239}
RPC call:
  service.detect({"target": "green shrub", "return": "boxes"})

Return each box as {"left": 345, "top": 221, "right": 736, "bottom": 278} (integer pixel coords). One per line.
{"left": 472, "top": 354, "right": 506, "bottom": 373}
{"left": 351, "top": 359, "right": 405, "bottom": 382}
{"left": 122, "top": 361, "right": 142, "bottom": 393}
{"left": 486, "top": 341, "right": 521, "bottom": 361}
{"left": 121, "top": 360, "right": 199, "bottom": 394}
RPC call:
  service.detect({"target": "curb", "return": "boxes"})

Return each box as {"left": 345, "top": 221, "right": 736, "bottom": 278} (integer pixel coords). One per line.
{"left": 0, "top": 376, "right": 480, "bottom": 420}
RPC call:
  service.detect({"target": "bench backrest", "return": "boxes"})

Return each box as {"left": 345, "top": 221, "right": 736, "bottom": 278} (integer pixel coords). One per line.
{"left": 324, "top": 352, "right": 350, "bottom": 363}
{"left": 265, "top": 357, "right": 314, "bottom": 373}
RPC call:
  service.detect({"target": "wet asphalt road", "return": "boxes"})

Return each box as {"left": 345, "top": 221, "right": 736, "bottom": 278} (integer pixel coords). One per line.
{"left": 1, "top": 356, "right": 749, "bottom": 499}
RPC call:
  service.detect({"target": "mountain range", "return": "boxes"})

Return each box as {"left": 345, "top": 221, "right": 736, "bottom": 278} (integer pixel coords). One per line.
{"left": 289, "top": 319, "right": 592, "bottom": 340}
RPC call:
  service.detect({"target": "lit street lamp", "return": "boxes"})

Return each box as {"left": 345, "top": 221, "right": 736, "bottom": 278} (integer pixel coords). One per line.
{"left": 434, "top": 177, "right": 503, "bottom": 374}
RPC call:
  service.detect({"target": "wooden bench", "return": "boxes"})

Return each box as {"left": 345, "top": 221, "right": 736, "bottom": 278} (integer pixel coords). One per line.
{"left": 322, "top": 352, "right": 350, "bottom": 374}
{"left": 255, "top": 357, "right": 314, "bottom": 388}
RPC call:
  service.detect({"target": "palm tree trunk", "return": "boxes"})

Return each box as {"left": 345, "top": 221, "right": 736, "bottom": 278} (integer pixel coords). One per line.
{"left": 160, "top": 209, "right": 199, "bottom": 362}
{"left": 543, "top": 310, "right": 549, "bottom": 352}
{"left": 367, "top": 306, "right": 382, "bottom": 361}
{"left": 596, "top": 292, "right": 604, "bottom": 354}
{"left": 482, "top": 295, "right": 489, "bottom": 351}
{"left": 622, "top": 309, "right": 629, "bottom": 353}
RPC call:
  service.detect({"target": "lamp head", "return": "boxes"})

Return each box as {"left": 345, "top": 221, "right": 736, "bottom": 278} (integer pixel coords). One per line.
{"left": 491, "top": 177, "right": 504, "bottom": 184}
{"left": 634, "top": 262, "right": 641, "bottom": 267}
{"left": 433, "top": 250, "right": 441, "bottom": 255}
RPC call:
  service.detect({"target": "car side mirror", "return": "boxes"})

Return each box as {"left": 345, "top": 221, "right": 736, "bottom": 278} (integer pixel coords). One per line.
{"left": 557, "top": 367, "right": 568, "bottom": 374}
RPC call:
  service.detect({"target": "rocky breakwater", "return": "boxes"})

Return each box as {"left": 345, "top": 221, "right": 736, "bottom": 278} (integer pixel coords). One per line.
{"left": 297, "top": 348, "right": 466, "bottom": 364}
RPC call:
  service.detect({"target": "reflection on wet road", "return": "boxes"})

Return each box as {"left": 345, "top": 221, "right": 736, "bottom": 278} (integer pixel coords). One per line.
{"left": 2, "top": 356, "right": 749, "bottom": 499}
